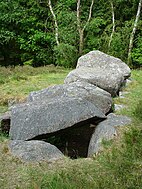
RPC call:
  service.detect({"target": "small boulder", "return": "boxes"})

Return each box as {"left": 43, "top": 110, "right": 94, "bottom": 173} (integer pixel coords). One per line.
{"left": 88, "top": 113, "right": 131, "bottom": 157}
{"left": 9, "top": 140, "right": 64, "bottom": 162}
{"left": 114, "top": 104, "right": 125, "bottom": 111}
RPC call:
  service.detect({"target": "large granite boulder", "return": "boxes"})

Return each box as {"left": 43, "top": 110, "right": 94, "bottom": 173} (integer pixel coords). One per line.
{"left": 64, "top": 67, "right": 124, "bottom": 96}
{"left": 9, "top": 97, "right": 106, "bottom": 141}
{"left": 88, "top": 113, "right": 131, "bottom": 157}
{"left": 64, "top": 51, "right": 131, "bottom": 96}
{"left": 28, "top": 81, "right": 112, "bottom": 114}
{"left": 9, "top": 140, "right": 64, "bottom": 162}
{"left": 77, "top": 50, "right": 131, "bottom": 79}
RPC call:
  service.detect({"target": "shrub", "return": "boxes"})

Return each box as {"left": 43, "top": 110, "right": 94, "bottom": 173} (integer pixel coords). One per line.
{"left": 54, "top": 43, "right": 78, "bottom": 68}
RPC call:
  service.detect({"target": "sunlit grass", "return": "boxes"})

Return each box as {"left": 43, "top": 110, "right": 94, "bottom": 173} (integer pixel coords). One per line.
{"left": 0, "top": 65, "right": 71, "bottom": 113}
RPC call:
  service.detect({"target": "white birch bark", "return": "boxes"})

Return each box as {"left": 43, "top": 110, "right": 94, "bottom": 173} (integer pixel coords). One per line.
{"left": 48, "top": 0, "right": 59, "bottom": 46}
{"left": 83, "top": 0, "right": 94, "bottom": 31}
{"left": 77, "top": 0, "right": 81, "bottom": 33}
{"left": 77, "top": 0, "right": 94, "bottom": 54}
{"left": 108, "top": 0, "right": 115, "bottom": 50}
{"left": 128, "top": 0, "right": 142, "bottom": 65}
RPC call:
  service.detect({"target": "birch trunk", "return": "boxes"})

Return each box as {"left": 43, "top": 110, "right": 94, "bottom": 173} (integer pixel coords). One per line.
{"left": 108, "top": 0, "right": 115, "bottom": 50}
{"left": 48, "top": 0, "right": 59, "bottom": 46}
{"left": 128, "top": 0, "right": 142, "bottom": 65}
{"left": 77, "top": 0, "right": 94, "bottom": 55}
{"left": 79, "top": 30, "right": 84, "bottom": 55}
{"left": 77, "top": 0, "right": 81, "bottom": 32}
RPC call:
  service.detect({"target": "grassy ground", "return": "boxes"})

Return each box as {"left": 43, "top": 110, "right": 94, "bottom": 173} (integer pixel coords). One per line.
{"left": 0, "top": 67, "right": 142, "bottom": 189}
{"left": 0, "top": 65, "right": 71, "bottom": 114}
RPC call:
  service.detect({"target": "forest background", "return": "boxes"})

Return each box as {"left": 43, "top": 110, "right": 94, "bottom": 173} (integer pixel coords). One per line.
{"left": 0, "top": 0, "right": 142, "bottom": 68}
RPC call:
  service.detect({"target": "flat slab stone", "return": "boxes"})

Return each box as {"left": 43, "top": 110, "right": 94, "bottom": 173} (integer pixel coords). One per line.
{"left": 9, "top": 97, "right": 106, "bottom": 140}
{"left": 88, "top": 113, "right": 131, "bottom": 157}
{"left": 9, "top": 140, "right": 64, "bottom": 162}
{"left": 28, "top": 81, "right": 112, "bottom": 114}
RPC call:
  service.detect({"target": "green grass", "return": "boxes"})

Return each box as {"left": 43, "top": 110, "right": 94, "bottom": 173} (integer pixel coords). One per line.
{"left": 0, "top": 65, "right": 71, "bottom": 114}
{"left": 0, "top": 67, "right": 142, "bottom": 189}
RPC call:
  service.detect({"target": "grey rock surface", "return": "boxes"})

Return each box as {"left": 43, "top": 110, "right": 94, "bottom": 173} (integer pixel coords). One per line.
{"left": 9, "top": 97, "right": 106, "bottom": 140}
{"left": 9, "top": 140, "right": 64, "bottom": 162}
{"left": 77, "top": 50, "right": 131, "bottom": 79}
{"left": 28, "top": 81, "right": 112, "bottom": 114}
{"left": 64, "top": 67, "right": 124, "bottom": 96}
{"left": 119, "top": 91, "right": 129, "bottom": 96}
{"left": 125, "top": 78, "right": 132, "bottom": 87}
{"left": 88, "top": 113, "right": 131, "bottom": 157}
{"left": 114, "top": 104, "right": 126, "bottom": 111}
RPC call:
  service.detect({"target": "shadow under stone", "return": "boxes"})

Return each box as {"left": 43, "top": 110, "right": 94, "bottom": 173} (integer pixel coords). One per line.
{"left": 30, "top": 117, "right": 104, "bottom": 159}
{"left": 0, "top": 119, "right": 11, "bottom": 135}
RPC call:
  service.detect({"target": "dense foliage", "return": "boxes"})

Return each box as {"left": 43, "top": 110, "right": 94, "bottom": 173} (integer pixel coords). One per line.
{"left": 0, "top": 0, "right": 141, "bottom": 67}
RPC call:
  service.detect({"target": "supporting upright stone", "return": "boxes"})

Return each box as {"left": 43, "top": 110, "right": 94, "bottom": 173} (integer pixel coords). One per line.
{"left": 88, "top": 113, "right": 131, "bottom": 157}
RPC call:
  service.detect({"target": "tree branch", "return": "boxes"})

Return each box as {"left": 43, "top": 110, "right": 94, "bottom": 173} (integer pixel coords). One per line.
{"left": 48, "top": 0, "right": 59, "bottom": 46}
{"left": 128, "top": 0, "right": 142, "bottom": 65}
{"left": 83, "top": 0, "right": 94, "bottom": 31}
{"left": 108, "top": 0, "right": 115, "bottom": 50}
{"left": 77, "top": 0, "right": 94, "bottom": 54}
{"left": 77, "top": 0, "right": 81, "bottom": 33}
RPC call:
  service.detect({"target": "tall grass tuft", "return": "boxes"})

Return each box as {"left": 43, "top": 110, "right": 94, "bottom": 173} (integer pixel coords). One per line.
{"left": 133, "top": 100, "right": 142, "bottom": 121}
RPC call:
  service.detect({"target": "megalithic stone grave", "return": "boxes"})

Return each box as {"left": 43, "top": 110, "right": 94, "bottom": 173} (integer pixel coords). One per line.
{"left": 7, "top": 50, "right": 131, "bottom": 162}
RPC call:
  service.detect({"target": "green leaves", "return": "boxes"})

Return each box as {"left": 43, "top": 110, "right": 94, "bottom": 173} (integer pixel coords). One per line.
{"left": 0, "top": 30, "right": 15, "bottom": 45}
{"left": 0, "top": 0, "right": 141, "bottom": 67}
{"left": 132, "top": 40, "right": 142, "bottom": 66}
{"left": 54, "top": 43, "right": 78, "bottom": 68}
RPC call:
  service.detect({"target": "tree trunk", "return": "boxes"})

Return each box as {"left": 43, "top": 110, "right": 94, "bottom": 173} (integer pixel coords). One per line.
{"left": 79, "top": 30, "right": 84, "bottom": 55}
{"left": 77, "top": 0, "right": 94, "bottom": 55}
{"left": 108, "top": 0, "right": 115, "bottom": 51}
{"left": 83, "top": 0, "right": 94, "bottom": 31}
{"left": 128, "top": 0, "right": 142, "bottom": 66}
{"left": 48, "top": 0, "right": 59, "bottom": 46}
{"left": 77, "top": 0, "right": 81, "bottom": 32}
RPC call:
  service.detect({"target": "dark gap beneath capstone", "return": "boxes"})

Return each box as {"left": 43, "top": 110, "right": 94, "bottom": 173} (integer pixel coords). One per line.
{"left": 1, "top": 119, "right": 11, "bottom": 135}
{"left": 30, "top": 117, "right": 104, "bottom": 159}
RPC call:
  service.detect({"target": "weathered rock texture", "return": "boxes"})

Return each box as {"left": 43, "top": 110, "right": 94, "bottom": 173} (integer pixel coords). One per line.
{"left": 77, "top": 50, "right": 131, "bottom": 78}
{"left": 28, "top": 81, "right": 112, "bottom": 114}
{"left": 10, "top": 97, "right": 106, "bottom": 140}
{"left": 88, "top": 113, "right": 131, "bottom": 157}
{"left": 64, "top": 67, "right": 124, "bottom": 96}
{"left": 9, "top": 140, "right": 64, "bottom": 162}
{"left": 65, "top": 50, "right": 131, "bottom": 96}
